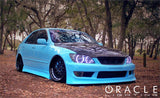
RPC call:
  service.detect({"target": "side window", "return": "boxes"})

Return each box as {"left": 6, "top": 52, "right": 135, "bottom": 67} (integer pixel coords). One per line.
{"left": 25, "top": 31, "right": 38, "bottom": 44}
{"left": 25, "top": 30, "right": 48, "bottom": 44}
{"left": 38, "top": 30, "right": 48, "bottom": 41}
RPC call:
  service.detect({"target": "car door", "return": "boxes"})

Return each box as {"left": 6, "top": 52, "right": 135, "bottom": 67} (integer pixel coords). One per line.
{"left": 22, "top": 31, "right": 39, "bottom": 68}
{"left": 31, "top": 30, "right": 50, "bottom": 73}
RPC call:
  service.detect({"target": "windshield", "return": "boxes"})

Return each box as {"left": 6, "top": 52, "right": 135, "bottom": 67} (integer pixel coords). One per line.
{"left": 49, "top": 29, "right": 98, "bottom": 44}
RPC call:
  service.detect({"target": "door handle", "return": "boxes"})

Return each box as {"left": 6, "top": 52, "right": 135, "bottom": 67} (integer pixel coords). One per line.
{"left": 32, "top": 47, "right": 36, "bottom": 49}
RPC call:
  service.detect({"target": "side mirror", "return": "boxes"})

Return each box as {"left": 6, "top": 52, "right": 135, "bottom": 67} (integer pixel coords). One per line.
{"left": 37, "top": 38, "right": 47, "bottom": 45}
{"left": 98, "top": 43, "right": 103, "bottom": 46}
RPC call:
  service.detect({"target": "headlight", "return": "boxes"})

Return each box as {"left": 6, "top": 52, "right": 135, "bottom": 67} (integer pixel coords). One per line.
{"left": 126, "top": 56, "right": 132, "bottom": 64}
{"left": 70, "top": 54, "right": 95, "bottom": 64}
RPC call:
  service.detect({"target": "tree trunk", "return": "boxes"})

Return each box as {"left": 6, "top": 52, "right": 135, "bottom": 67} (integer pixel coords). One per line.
{"left": 105, "top": 0, "right": 113, "bottom": 48}
{"left": 10, "top": 33, "right": 13, "bottom": 51}
{"left": 131, "top": 35, "right": 134, "bottom": 59}
{"left": 147, "top": 43, "right": 151, "bottom": 55}
{"left": 0, "top": 24, "right": 4, "bottom": 54}
{"left": 40, "top": 20, "right": 45, "bottom": 28}
{"left": 140, "top": 39, "right": 143, "bottom": 55}
{"left": 76, "top": 0, "right": 88, "bottom": 33}
{"left": 81, "top": 0, "right": 95, "bottom": 38}
{"left": 114, "top": 38, "right": 116, "bottom": 49}
{"left": 118, "top": 21, "right": 126, "bottom": 51}
{"left": 0, "top": 0, "right": 4, "bottom": 54}
{"left": 124, "top": 40, "right": 127, "bottom": 53}
{"left": 118, "top": 0, "right": 127, "bottom": 51}
{"left": 130, "top": 38, "right": 136, "bottom": 59}
{"left": 6, "top": 34, "right": 13, "bottom": 50}
{"left": 128, "top": 35, "right": 131, "bottom": 57}
{"left": 118, "top": 0, "right": 136, "bottom": 51}
{"left": 29, "top": 22, "right": 34, "bottom": 33}
{"left": 147, "top": 43, "right": 149, "bottom": 55}
{"left": 2, "top": 33, "right": 9, "bottom": 53}
{"left": 133, "top": 38, "right": 137, "bottom": 58}
{"left": 153, "top": 40, "right": 159, "bottom": 60}
{"left": 102, "top": 24, "right": 107, "bottom": 46}
{"left": 149, "top": 36, "right": 160, "bottom": 58}
{"left": 14, "top": 30, "right": 16, "bottom": 51}
{"left": 128, "top": 33, "right": 136, "bottom": 59}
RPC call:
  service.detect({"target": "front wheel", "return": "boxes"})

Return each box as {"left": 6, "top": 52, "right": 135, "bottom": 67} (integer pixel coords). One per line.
{"left": 16, "top": 56, "right": 24, "bottom": 72}
{"left": 50, "top": 57, "right": 66, "bottom": 82}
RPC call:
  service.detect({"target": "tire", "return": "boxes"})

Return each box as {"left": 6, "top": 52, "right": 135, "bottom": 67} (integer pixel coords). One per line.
{"left": 16, "top": 56, "right": 24, "bottom": 72}
{"left": 50, "top": 57, "right": 66, "bottom": 82}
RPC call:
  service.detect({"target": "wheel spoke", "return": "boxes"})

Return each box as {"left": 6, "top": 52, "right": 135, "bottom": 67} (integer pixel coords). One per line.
{"left": 50, "top": 58, "right": 66, "bottom": 81}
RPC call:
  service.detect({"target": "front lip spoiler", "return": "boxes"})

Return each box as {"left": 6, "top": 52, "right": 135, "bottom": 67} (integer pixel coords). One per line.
{"left": 67, "top": 76, "right": 136, "bottom": 85}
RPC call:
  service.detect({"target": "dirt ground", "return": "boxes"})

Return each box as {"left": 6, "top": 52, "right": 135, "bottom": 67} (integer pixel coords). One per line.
{"left": 0, "top": 50, "right": 159, "bottom": 98}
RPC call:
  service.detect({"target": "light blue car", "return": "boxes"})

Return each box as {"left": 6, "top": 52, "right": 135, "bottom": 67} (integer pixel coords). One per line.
{"left": 16, "top": 28, "right": 136, "bottom": 84}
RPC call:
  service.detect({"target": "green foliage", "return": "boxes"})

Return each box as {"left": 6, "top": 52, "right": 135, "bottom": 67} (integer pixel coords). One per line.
{"left": 0, "top": 0, "right": 159, "bottom": 52}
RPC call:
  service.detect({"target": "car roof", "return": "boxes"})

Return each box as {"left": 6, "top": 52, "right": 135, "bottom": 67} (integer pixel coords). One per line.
{"left": 37, "top": 28, "right": 78, "bottom": 32}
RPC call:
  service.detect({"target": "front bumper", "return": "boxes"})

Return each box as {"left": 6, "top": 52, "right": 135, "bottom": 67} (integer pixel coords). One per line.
{"left": 65, "top": 62, "right": 136, "bottom": 84}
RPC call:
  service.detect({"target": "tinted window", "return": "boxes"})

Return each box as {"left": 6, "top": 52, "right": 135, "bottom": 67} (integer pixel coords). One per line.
{"left": 38, "top": 30, "right": 48, "bottom": 41}
{"left": 25, "top": 31, "right": 38, "bottom": 44}
{"left": 25, "top": 30, "right": 48, "bottom": 44}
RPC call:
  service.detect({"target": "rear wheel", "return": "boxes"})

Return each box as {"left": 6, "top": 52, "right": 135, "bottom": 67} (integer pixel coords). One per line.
{"left": 16, "top": 56, "right": 24, "bottom": 72}
{"left": 50, "top": 57, "right": 66, "bottom": 82}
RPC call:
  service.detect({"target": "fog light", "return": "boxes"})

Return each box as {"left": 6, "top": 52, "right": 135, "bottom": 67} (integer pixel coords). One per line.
{"left": 74, "top": 72, "right": 84, "bottom": 77}
{"left": 129, "top": 70, "right": 134, "bottom": 75}
{"left": 74, "top": 71, "right": 94, "bottom": 77}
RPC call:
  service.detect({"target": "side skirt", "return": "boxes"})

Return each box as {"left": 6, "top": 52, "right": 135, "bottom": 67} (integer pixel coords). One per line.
{"left": 22, "top": 65, "right": 50, "bottom": 79}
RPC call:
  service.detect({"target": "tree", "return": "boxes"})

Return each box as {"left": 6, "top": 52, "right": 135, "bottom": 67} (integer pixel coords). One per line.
{"left": 0, "top": 0, "right": 15, "bottom": 54}
{"left": 140, "top": 0, "right": 160, "bottom": 59}
{"left": 118, "top": 0, "right": 137, "bottom": 51}
{"left": 68, "top": 0, "right": 105, "bottom": 40}
{"left": 80, "top": 0, "right": 96, "bottom": 38}
{"left": 103, "top": 0, "right": 113, "bottom": 48}
{"left": 0, "top": 0, "right": 4, "bottom": 54}
{"left": 154, "top": 40, "right": 159, "bottom": 60}
{"left": 149, "top": 36, "right": 160, "bottom": 58}
{"left": 15, "top": 0, "right": 74, "bottom": 28}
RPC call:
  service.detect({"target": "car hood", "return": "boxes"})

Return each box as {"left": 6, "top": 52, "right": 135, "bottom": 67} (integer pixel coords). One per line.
{"left": 54, "top": 43, "right": 128, "bottom": 58}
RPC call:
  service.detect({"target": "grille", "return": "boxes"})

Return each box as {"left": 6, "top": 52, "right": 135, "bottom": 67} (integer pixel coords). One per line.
{"left": 97, "top": 57, "right": 125, "bottom": 65}
{"left": 97, "top": 71, "right": 127, "bottom": 78}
